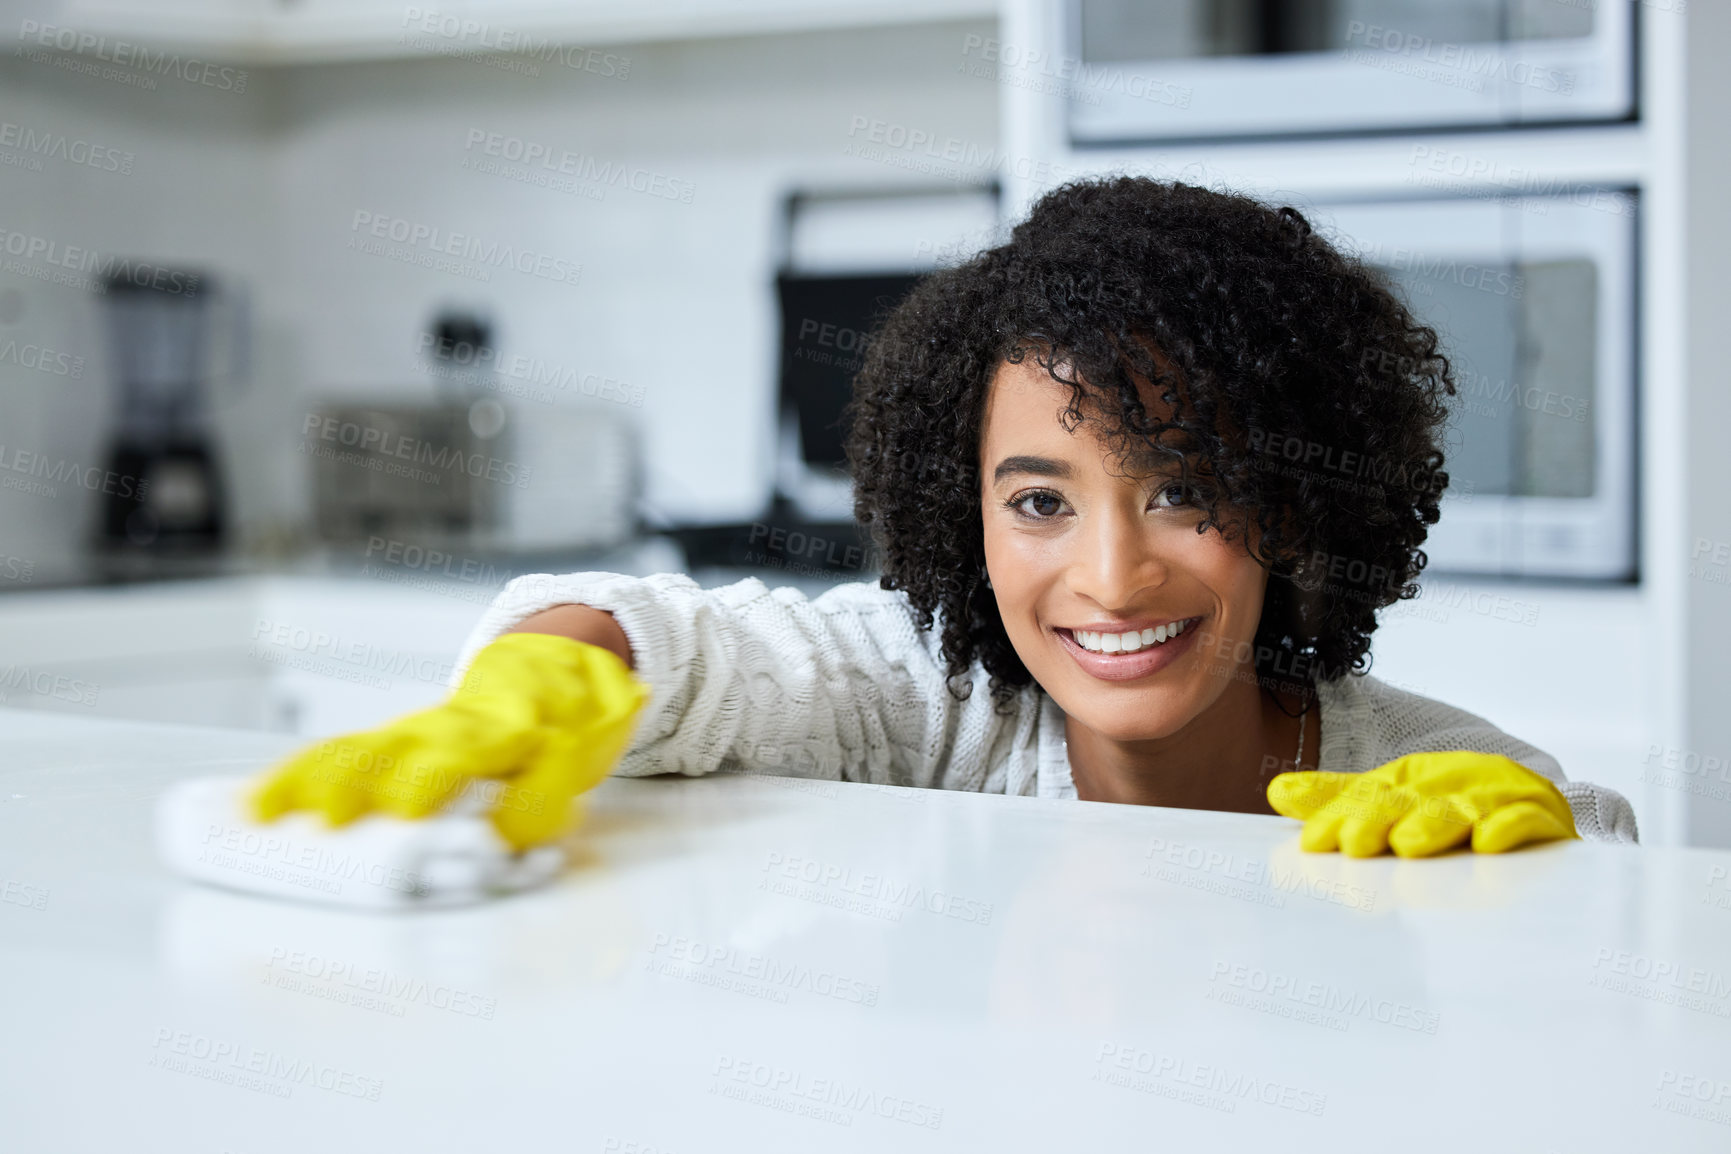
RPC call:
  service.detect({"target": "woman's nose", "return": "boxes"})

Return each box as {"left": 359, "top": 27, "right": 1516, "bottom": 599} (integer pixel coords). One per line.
{"left": 1066, "top": 504, "right": 1167, "bottom": 610}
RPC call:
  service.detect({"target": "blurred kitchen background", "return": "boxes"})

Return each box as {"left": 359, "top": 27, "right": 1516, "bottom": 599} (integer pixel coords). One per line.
{"left": 1, "top": 0, "right": 1727, "bottom": 846}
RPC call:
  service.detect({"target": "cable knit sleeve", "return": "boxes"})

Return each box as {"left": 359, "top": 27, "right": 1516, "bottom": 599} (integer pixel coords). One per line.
{"left": 451, "top": 572, "right": 1043, "bottom": 794}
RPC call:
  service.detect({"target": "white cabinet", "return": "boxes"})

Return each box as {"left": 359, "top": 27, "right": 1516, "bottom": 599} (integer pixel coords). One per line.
{"left": 44, "top": 0, "right": 997, "bottom": 63}
{"left": 0, "top": 576, "right": 482, "bottom": 737}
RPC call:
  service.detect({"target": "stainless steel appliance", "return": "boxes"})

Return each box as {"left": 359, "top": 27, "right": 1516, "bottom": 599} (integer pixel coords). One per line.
{"left": 1066, "top": 0, "right": 1635, "bottom": 143}
{"left": 306, "top": 399, "right": 638, "bottom": 553}
{"left": 1320, "top": 190, "right": 1637, "bottom": 579}
{"left": 309, "top": 308, "right": 640, "bottom": 553}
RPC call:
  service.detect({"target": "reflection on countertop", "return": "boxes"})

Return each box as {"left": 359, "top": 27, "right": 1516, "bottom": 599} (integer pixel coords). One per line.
{"left": 0, "top": 538, "right": 883, "bottom": 602}
{"left": 0, "top": 536, "right": 688, "bottom": 596}
{"left": 0, "top": 535, "right": 884, "bottom": 738}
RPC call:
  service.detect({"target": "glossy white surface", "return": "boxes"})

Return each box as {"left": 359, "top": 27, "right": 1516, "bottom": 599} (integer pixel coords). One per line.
{"left": 5, "top": 708, "right": 1731, "bottom": 1151}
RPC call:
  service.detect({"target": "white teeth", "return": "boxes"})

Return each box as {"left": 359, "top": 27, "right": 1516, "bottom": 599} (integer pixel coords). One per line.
{"left": 1072, "top": 618, "right": 1193, "bottom": 654}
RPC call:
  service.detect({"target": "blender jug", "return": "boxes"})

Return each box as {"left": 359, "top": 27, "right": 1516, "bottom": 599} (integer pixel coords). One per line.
{"left": 98, "top": 271, "right": 226, "bottom": 549}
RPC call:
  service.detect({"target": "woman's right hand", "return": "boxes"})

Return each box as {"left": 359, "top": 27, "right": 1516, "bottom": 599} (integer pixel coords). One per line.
{"left": 247, "top": 632, "right": 648, "bottom": 852}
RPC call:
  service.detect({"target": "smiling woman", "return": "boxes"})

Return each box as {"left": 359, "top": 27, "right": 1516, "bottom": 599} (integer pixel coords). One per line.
{"left": 251, "top": 176, "right": 1637, "bottom": 855}
{"left": 973, "top": 355, "right": 1302, "bottom": 814}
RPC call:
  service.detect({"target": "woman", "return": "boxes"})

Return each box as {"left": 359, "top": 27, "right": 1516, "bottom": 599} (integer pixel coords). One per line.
{"left": 253, "top": 177, "right": 1637, "bottom": 855}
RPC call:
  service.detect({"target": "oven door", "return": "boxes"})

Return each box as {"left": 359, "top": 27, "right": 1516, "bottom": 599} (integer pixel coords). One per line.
{"left": 1317, "top": 191, "right": 1636, "bottom": 580}
{"left": 1066, "top": 0, "right": 1636, "bottom": 145}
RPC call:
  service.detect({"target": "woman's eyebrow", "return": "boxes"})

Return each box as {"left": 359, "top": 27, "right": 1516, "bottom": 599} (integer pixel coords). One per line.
{"left": 992, "top": 455, "right": 1073, "bottom": 483}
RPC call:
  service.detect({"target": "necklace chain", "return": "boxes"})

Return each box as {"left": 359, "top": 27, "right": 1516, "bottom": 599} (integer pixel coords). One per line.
{"left": 1294, "top": 702, "right": 1306, "bottom": 771}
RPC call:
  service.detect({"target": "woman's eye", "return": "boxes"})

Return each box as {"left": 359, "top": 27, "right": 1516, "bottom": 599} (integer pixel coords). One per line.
{"left": 1152, "top": 481, "right": 1203, "bottom": 509}
{"left": 1011, "top": 491, "right": 1066, "bottom": 518}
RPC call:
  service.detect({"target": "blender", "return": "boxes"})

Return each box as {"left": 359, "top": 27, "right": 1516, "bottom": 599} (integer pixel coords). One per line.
{"left": 98, "top": 270, "right": 225, "bottom": 550}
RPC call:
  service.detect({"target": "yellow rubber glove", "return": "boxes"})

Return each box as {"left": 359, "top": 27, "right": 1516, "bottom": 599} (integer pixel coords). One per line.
{"left": 248, "top": 632, "right": 648, "bottom": 852}
{"left": 1266, "top": 751, "right": 1580, "bottom": 858}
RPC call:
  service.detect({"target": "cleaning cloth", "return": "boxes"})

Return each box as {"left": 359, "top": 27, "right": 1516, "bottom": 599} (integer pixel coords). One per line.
{"left": 155, "top": 776, "right": 565, "bottom": 910}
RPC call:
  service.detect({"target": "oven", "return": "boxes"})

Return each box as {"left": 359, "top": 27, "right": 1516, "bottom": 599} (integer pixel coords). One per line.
{"left": 1316, "top": 189, "right": 1637, "bottom": 579}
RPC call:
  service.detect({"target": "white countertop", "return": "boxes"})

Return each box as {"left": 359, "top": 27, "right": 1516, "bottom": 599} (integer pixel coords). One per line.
{"left": 4, "top": 708, "right": 1731, "bottom": 1151}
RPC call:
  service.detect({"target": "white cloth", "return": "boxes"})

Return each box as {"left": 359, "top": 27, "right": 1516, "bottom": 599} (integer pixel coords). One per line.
{"left": 454, "top": 573, "right": 1639, "bottom": 845}
{"left": 155, "top": 777, "right": 566, "bottom": 909}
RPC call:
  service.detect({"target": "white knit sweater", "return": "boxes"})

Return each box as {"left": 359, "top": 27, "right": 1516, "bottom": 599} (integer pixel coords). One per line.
{"left": 454, "top": 572, "right": 1639, "bottom": 844}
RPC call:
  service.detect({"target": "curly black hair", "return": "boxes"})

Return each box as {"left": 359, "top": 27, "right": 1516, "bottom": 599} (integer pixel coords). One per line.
{"left": 844, "top": 176, "right": 1456, "bottom": 710}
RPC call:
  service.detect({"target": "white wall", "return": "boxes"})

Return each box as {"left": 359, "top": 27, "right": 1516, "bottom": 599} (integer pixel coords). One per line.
{"left": 0, "top": 47, "right": 275, "bottom": 580}
{"left": 0, "top": 17, "right": 999, "bottom": 579}
{"left": 1684, "top": 1, "right": 1731, "bottom": 847}
{"left": 240, "top": 19, "right": 998, "bottom": 533}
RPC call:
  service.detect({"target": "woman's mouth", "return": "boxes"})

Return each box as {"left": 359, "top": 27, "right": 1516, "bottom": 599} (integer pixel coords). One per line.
{"left": 1054, "top": 616, "right": 1204, "bottom": 682}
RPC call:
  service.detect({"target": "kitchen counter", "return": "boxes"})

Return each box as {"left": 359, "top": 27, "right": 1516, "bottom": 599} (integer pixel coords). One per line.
{"left": 4, "top": 709, "right": 1730, "bottom": 1151}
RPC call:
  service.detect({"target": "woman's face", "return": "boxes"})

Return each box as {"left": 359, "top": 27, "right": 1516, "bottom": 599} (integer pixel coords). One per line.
{"left": 979, "top": 355, "right": 1269, "bottom": 743}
